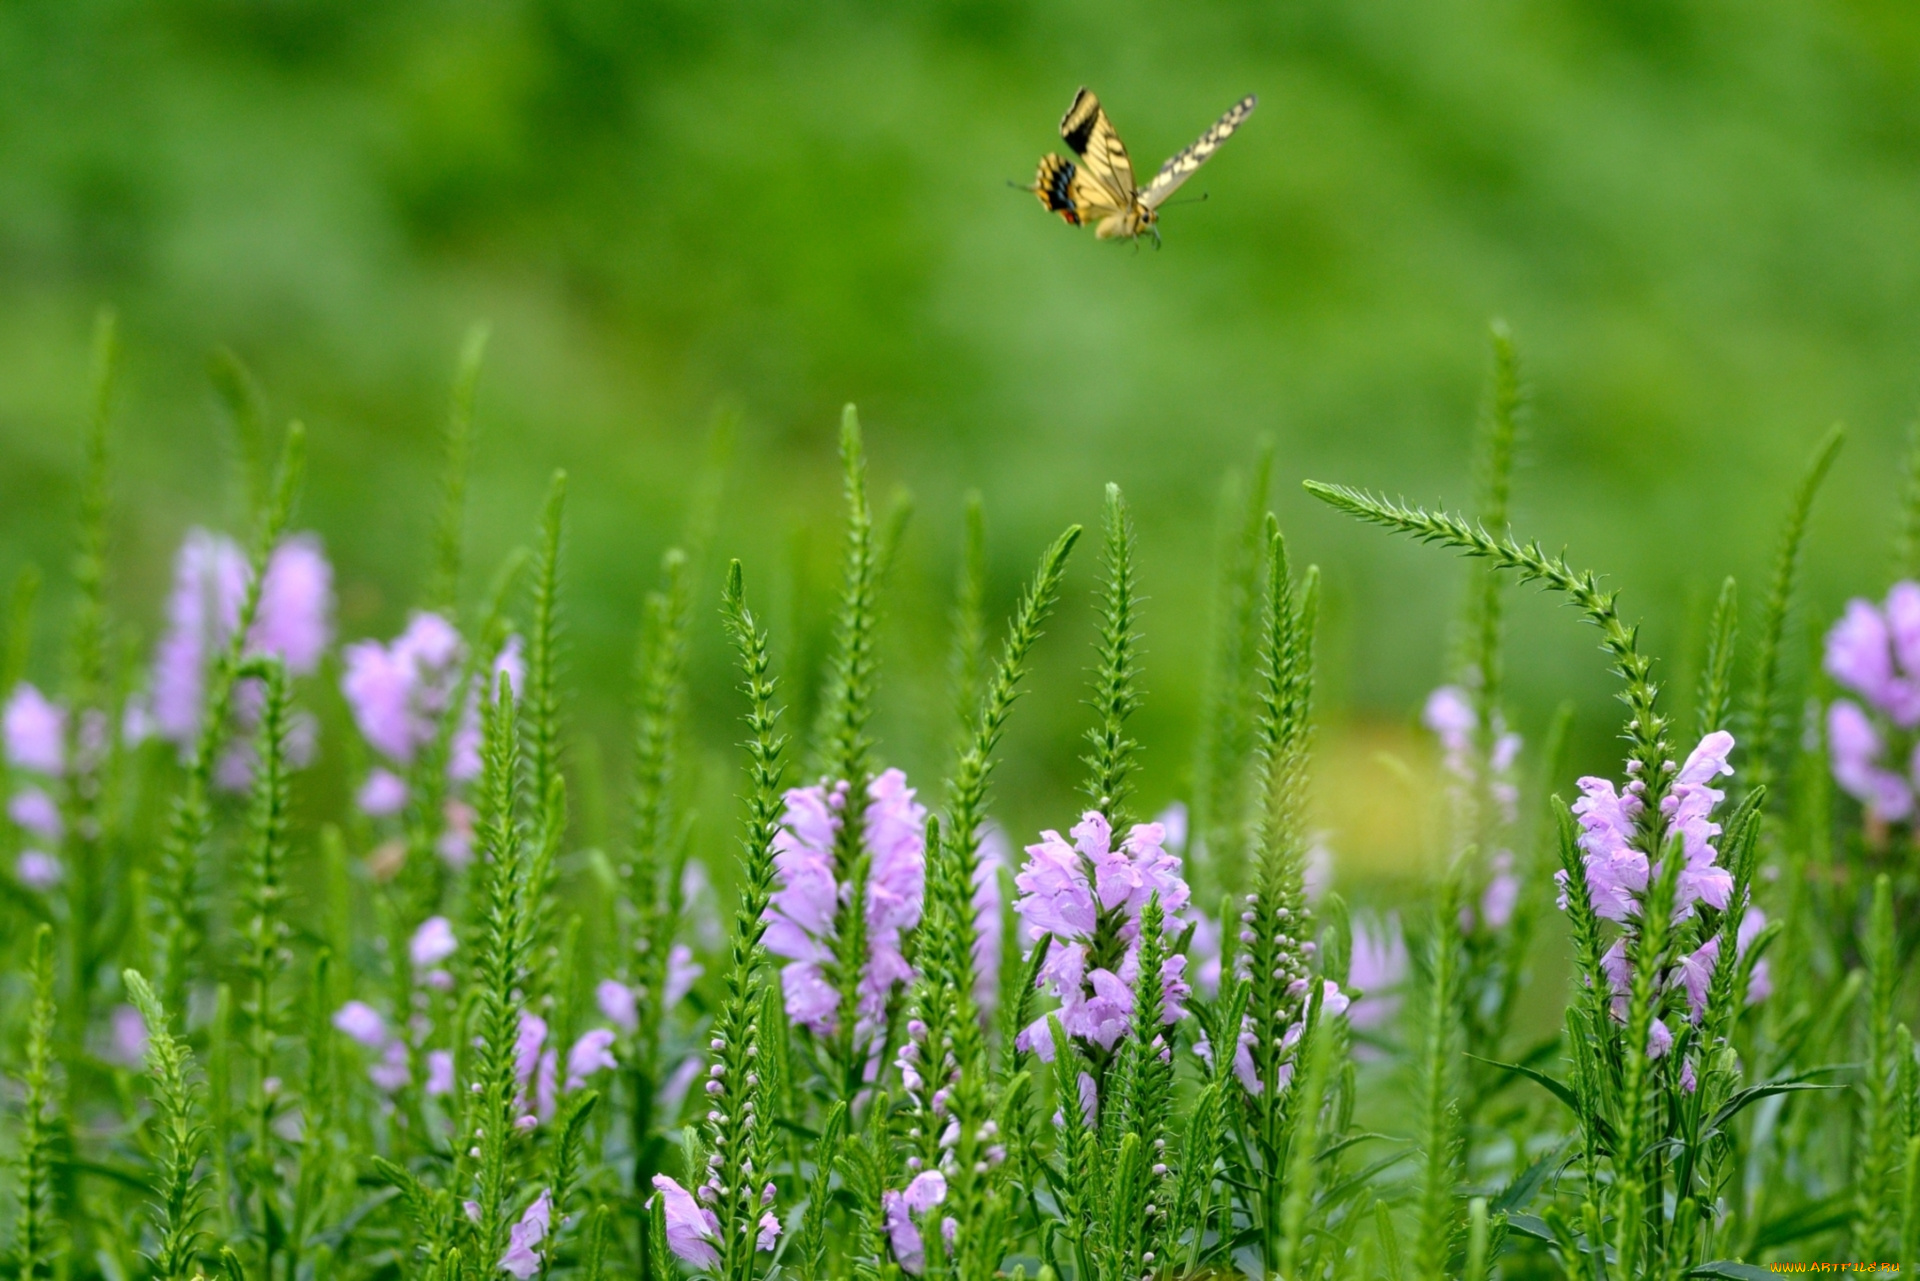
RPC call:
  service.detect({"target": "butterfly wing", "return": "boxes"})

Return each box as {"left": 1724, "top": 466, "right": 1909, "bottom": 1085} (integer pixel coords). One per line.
{"left": 1058, "top": 88, "right": 1138, "bottom": 208}
{"left": 1032, "top": 153, "right": 1131, "bottom": 228}
{"left": 1140, "top": 93, "right": 1257, "bottom": 211}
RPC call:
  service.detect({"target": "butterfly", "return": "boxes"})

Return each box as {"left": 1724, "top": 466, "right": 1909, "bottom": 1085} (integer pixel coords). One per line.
{"left": 1030, "top": 88, "right": 1257, "bottom": 243}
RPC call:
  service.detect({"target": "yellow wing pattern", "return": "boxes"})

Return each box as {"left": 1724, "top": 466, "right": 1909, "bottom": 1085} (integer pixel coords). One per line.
{"left": 1058, "top": 88, "right": 1138, "bottom": 209}
{"left": 1140, "top": 93, "right": 1257, "bottom": 212}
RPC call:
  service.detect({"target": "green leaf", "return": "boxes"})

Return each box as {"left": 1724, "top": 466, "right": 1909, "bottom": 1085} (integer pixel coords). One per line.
{"left": 1490, "top": 1144, "right": 1565, "bottom": 1215}
{"left": 1690, "top": 1263, "right": 1778, "bottom": 1280}
{"left": 1503, "top": 1213, "right": 1553, "bottom": 1243}
{"left": 1466, "top": 1053, "right": 1615, "bottom": 1147}
{"left": 1706, "top": 1079, "right": 1840, "bottom": 1133}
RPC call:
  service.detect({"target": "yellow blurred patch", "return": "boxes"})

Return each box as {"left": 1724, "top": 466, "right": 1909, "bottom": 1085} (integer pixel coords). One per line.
{"left": 1312, "top": 719, "right": 1441, "bottom": 885}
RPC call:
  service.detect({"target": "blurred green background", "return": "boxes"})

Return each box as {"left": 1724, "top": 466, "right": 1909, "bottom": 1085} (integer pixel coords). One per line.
{"left": 3, "top": 0, "right": 1919, "bottom": 879}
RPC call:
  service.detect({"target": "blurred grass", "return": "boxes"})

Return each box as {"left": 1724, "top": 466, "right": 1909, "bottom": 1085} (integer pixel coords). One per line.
{"left": 2, "top": 0, "right": 1919, "bottom": 877}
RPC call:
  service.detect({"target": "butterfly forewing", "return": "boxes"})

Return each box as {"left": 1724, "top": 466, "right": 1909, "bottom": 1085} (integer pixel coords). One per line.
{"left": 1141, "top": 93, "right": 1257, "bottom": 211}
{"left": 1058, "top": 88, "right": 1138, "bottom": 208}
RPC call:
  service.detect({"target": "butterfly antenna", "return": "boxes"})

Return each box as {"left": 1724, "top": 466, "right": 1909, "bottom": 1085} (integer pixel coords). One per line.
{"left": 1158, "top": 191, "right": 1211, "bottom": 210}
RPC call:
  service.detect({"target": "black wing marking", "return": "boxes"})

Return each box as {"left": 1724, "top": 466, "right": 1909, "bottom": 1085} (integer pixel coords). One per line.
{"left": 1058, "top": 87, "right": 1137, "bottom": 205}
{"left": 1034, "top": 153, "right": 1081, "bottom": 224}
{"left": 1141, "top": 93, "right": 1256, "bottom": 211}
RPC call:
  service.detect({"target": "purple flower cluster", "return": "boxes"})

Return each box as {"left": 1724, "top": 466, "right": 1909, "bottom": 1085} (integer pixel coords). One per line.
{"left": 5, "top": 683, "right": 66, "bottom": 892}
{"left": 1554, "top": 730, "right": 1770, "bottom": 1074}
{"left": 763, "top": 769, "right": 927, "bottom": 1043}
{"left": 1557, "top": 731, "right": 1736, "bottom": 924}
{"left": 883, "top": 1170, "right": 952, "bottom": 1275}
{"left": 648, "top": 1174, "right": 779, "bottom": 1269}
{"left": 1593, "top": 904, "right": 1771, "bottom": 1081}
{"left": 340, "top": 612, "right": 523, "bottom": 867}
{"left": 1347, "top": 913, "right": 1409, "bottom": 1033}
{"left": 1823, "top": 584, "right": 1920, "bottom": 821}
{"left": 148, "top": 530, "right": 333, "bottom": 788}
{"left": 497, "top": 1190, "right": 552, "bottom": 1279}
{"left": 1424, "top": 685, "right": 1522, "bottom": 931}
{"left": 331, "top": 916, "right": 618, "bottom": 1110}
{"left": 971, "top": 825, "right": 1010, "bottom": 1012}
{"left": 1010, "top": 811, "right": 1192, "bottom": 1060}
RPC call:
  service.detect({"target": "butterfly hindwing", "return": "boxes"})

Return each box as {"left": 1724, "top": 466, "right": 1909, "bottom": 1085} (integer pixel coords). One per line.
{"left": 1058, "top": 88, "right": 1137, "bottom": 209}
{"left": 1032, "top": 152, "right": 1130, "bottom": 227}
{"left": 1141, "top": 93, "right": 1257, "bottom": 211}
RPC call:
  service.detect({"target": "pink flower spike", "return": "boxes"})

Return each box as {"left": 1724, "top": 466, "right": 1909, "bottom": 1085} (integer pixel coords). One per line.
{"left": 513, "top": 1013, "right": 548, "bottom": 1090}
{"left": 15, "top": 851, "right": 62, "bottom": 891}
{"left": 596, "top": 979, "right": 638, "bottom": 1033}
{"left": 368, "top": 1041, "right": 411, "bottom": 1093}
{"left": 426, "top": 1050, "right": 456, "bottom": 1097}
{"left": 358, "top": 768, "right": 408, "bottom": 817}
{"left": 332, "top": 1000, "right": 387, "bottom": 1050}
{"left": 903, "top": 1170, "right": 948, "bottom": 1212}
{"left": 564, "top": 1029, "right": 618, "bottom": 1090}
{"left": 5, "top": 684, "right": 66, "bottom": 775}
{"left": 409, "top": 916, "right": 457, "bottom": 969}
{"left": 884, "top": 1191, "right": 926, "bottom": 1275}
{"left": 108, "top": 1003, "right": 148, "bottom": 1066}
{"left": 651, "top": 1175, "right": 721, "bottom": 1268}
{"left": 8, "top": 788, "right": 61, "bottom": 841}
{"left": 497, "top": 1189, "right": 552, "bottom": 1279}
{"left": 664, "top": 944, "right": 703, "bottom": 1007}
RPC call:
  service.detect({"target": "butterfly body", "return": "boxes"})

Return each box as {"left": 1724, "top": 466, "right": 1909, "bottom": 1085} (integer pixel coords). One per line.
{"left": 1031, "top": 88, "right": 1256, "bottom": 243}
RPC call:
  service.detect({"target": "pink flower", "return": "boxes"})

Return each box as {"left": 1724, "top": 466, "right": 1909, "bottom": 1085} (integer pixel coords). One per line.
{"left": 1348, "top": 914, "right": 1409, "bottom": 1031}
{"left": 251, "top": 535, "right": 334, "bottom": 674}
{"left": 8, "top": 788, "right": 60, "bottom": 842}
{"left": 757, "top": 1212, "right": 781, "bottom": 1251}
{"left": 513, "top": 1013, "right": 548, "bottom": 1084}
{"left": 1827, "top": 700, "right": 1914, "bottom": 821}
{"left": 972, "top": 825, "right": 1010, "bottom": 1011}
{"left": 410, "top": 917, "right": 457, "bottom": 969}
{"left": 342, "top": 613, "right": 464, "bottom": 765}
{"left": 1569, "top": 777, "right": 1647, "bottom": 921}
{"left": 596, "top": 979, "right": 638, "bottom": 1033}
{"left": 497, "top": 1189, "right": 552, "bottom": 1279}
{"left": 5, "top": 684, "right": 65, "bottom": 775}
{"left": 15, "top": 851, "right": 61, "bottom": 891}
{"left": 1480, "top": 853, "right": 1520, "bottom": 931}
{"left": 358, "top": 769, "right": 409, "bottom": 817}
{"left": 426, "top": 1050, "right": 456, "bottom": 1096}
{"left": 1653, "top": 732, "right": 1736, "bottom": 918}
{"left": 651, "top": 1175, "right": 721, "bottom": 1269}
{"left": 1826, "top": 592, "right": 1920, "bottom": 725}
{"left": 763, "top": 769, "right": 926, "bottom": 1042}
{"left": 152, "top": 531, "right": 334, "bottom": 751}
{"left": 369, "top": 1041, "right": 411, "bottom": 1093}
{"left": 665, "top": 944, "right": 703, "bottom": 1007}
{"left": 108, "top": 1003, "right": 148, "bottom": 1066}
{"left": 1012, "top": 811, "right": 1191, "bottom": 1059}
{"left": 884, "top": 1171, "right": 949, "bottom": 1275}
{"left": 1646, "top": 1017, "right": 1673, "bottom": 1060}
{"left": 151, "top": 532, "right": 247, "bottom": 746}
{"left": 1189, "top": 911, "right": 1223, "bottom": 999}
{"left": 332, "top": 1001, "right": 387, "bottom": 1049}
{"left": 565, "top": 1030, "right": 618, "bottom": 1089}
{"left": 1424, "top": 685, "right": 1475, "bottom": 761}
